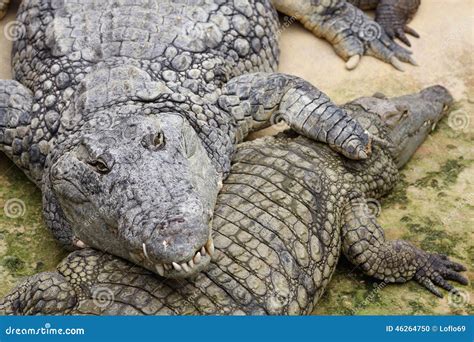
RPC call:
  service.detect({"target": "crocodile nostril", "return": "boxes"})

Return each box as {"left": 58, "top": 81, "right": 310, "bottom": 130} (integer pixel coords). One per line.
{"left": 141, "top": 131, "right": 165, "bottom": 151}
{"left": 154, "top": 217, "right": 185, "bottom": 231}
{"left": 169, "top": 217, "right": 185, "bottom": 225}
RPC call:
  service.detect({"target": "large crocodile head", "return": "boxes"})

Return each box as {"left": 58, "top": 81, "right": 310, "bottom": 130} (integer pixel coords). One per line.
{"left": 346, "top": 85, "right": 454, "bottom": 168}
{"left": 49, "top": 107, "right": 220, "bottom": 278}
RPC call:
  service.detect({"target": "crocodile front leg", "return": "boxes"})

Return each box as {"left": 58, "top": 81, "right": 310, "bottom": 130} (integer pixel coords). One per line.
{"left": 219, "top": 72, "right": 371, "bottom": 160}
{"left": 342, "top": 196, "right": 468, "bottom": 297}
{"left": 0, "top": 80, "right": 49, "bottom": 184}
{"left": 272, "top": 0, "right": 416, "bottom": 70}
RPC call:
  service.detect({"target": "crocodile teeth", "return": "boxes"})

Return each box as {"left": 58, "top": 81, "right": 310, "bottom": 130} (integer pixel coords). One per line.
{"left": 194, "top": 251, "right": 201, "bottom": 264}
{"left": 172, "top": 262, "right": 182, "bottom": 271}
{"left": 155, "top": 264, "right": 165, "bottom": 277}
{"left": 75, "top": 239, "right": 87, "bottom": 249}
{"left": 142, "top": 243, "right": 149, "bottom": 260}
{"left": 164, "top": 263, "right": 172, "bottom": 271}
{"left": 188, "top": 259, "right": 194, "bottom": 268}
{"left": 205, "top": 239, "right": 215, "bottom": 256}
{"left": 181, "top": 262, "right": 190, "bottom": 273}
{"left": 201, "top": 246, "right": 207, "bottom": 256}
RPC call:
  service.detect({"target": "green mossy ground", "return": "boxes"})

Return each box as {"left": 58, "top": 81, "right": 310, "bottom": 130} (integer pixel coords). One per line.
{"left": 0, "top": 159, "right": 67, "bottom": 297}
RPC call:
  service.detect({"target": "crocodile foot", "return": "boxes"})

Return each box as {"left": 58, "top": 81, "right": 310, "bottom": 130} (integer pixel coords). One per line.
{"left": 414, "top": 252, "right": 468, "bottom": 297}
{"left": 376, "top": 0, "right": 421, "bottom": 47}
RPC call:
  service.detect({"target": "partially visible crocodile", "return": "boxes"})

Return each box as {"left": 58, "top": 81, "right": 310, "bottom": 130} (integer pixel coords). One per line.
{"left": 0, "top": 0, "right": 416, "bottom": 279}
{"left": 0, "top": 87, "right": 468, "bottom": 315}
{"left": 347, "top": 0, "right": 421, "bottom": 46}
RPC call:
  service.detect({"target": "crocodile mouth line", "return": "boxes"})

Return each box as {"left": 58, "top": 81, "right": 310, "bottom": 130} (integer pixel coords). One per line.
{"left": 137, "top": 237, "right": 215, "bottom": 277}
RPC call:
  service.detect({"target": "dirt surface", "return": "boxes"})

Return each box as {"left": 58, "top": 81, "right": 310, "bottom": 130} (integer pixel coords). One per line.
{"left": 0, "top": 0, "right": 472, "bottom": 314}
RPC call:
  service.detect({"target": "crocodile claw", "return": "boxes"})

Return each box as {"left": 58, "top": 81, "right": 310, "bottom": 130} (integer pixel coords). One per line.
{"left": 414, "top": 253, "right": 468, "bottom": 297}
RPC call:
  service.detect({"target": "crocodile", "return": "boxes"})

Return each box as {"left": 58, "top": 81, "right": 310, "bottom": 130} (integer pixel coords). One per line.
{"left": 347, "top": 0, "right": 421, "bottom": 46}
{"left": 0, "top": 87, "right": 468, "bottom": 315}
{"left": 0, "top": 0, "right": 417, "bottom": 279}
{"left": 0, "top": 0, "right": 422, "bottom": 50}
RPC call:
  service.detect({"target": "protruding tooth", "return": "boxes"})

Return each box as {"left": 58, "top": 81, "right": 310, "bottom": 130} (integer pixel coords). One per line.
{"left": 205, "top": 239, "right": 215, "bottom": 256}
{"left": 75, "top": 239, "right": 87, "bottom": 249}
{"left": 142, "top": 243, "right": 149, "bottom": 260}
{"left": 188, "top": 259, "right": 194, "bottom": 268}
{"left": 164, "top": 264, "right": 172, "bottom": 271}
{"left": 194, "top": 252, "right": 202, "bottom": 264}
{"left": 155, "top": 264, "right": 165, "bottom": 277}
{"left": 390, "top": 56, "right": 405, "bottom": 72}
{"left": 181, "top": 262, "right": 190, "bottom": 273}
{"left": 201, "top": 246, "right": 207, "bottom": 256}
{"left": 172, "top": 262, "right": 182, "bottom": 271}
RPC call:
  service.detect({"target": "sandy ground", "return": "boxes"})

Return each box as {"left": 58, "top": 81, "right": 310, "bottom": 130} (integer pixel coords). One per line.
{"left": 0, "top": 0, "right": 472, "bottom": 314}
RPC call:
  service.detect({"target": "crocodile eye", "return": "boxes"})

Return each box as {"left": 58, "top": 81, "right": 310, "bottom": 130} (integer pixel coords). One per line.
{"left": 88, "top": 158, "right": 110, "bottom": 174}
{"left": 141, "top": 132, "right": 165, "bottom": 151}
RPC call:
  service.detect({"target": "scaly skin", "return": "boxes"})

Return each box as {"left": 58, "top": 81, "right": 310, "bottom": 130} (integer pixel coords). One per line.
{"left": 348, "top": 0, "right": 421, "bottom": 46}
{"left": 0, "top": 87, "right": 467, "bottom": 315}
{"left": 0, "top": 0, "right": 411, "bottom": 279}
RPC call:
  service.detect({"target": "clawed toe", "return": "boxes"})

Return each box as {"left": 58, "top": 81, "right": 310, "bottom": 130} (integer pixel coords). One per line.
{"left": 416, "top": 254, "right": 469, "bottom": 297}
{"left": 441, "top": 268, "right": 469, "bottom": 285}
{"left": 417, "top": 276, "right": 443, "bottom": 297}
{"left": 404, "top": 26, "right": 420, "bottom": 38}
{"left": 395, "top": 29, "right": 412, "bottom": 47}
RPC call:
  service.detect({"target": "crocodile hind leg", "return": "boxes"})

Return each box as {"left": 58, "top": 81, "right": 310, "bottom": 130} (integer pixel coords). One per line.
{"left": 0, "top": 0, "right": 10, "bottom": 19}
{"left": 375, "top": 0, "right": 421, "bottom": 47}
{"left": 219, "top": 72, "right": 372, "bottom": 160}
{"left": 272, "top": 0, "right": 416, "bottom": 70}
{"left": 341, "top": 196, "right": 468, "bottom": 297}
